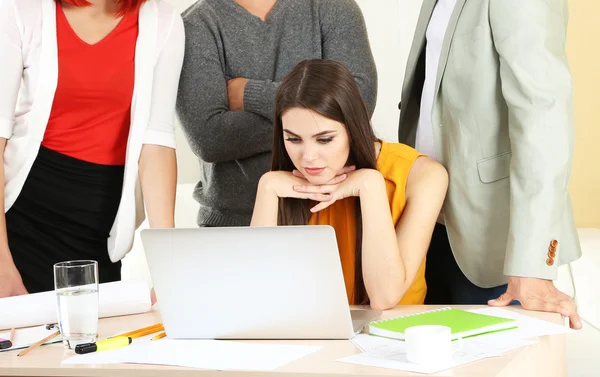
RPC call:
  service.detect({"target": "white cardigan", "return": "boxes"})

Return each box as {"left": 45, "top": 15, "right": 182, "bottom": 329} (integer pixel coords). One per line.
{"left": 0, "top": 0, "right": 185, "bottom": 262}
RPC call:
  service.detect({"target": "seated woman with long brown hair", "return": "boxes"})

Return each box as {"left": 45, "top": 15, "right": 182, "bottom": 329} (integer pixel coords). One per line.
{"left": 251, "top": 59, "right": 448, "bottom": 310}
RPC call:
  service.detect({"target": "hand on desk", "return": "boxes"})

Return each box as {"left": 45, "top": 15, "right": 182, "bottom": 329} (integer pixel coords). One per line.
{"left": 0, "top": 258, "right": 28, "bottom": 298}
{"left": 488, "top": 276, "right": 582, "bottom": 330}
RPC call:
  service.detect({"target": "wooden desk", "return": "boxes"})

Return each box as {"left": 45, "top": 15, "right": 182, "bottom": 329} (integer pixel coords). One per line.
{"left": 0, "top": 306, "right": 566, "bottom": 377}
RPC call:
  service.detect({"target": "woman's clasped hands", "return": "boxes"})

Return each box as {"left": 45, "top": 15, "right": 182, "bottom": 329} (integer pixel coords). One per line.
{"left": 262, "top": 165, "right": 383, "bottom": 213}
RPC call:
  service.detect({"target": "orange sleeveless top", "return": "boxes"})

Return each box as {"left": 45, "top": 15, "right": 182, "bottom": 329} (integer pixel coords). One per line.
{"left": 309, "top": 141, "right": 427, "bottom": 305}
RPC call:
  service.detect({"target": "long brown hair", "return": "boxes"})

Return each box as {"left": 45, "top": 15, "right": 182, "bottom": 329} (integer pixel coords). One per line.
{"left": 272, "top": 59, "right": 377, "bottom": 304}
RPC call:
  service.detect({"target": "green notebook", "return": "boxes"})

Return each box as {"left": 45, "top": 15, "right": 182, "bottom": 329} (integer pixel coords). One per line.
{"left": 368, "top": 307, "right": 517, "bottom": 340}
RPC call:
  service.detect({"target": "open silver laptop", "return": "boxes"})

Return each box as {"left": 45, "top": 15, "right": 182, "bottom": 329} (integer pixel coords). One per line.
{"left": 141, "top": 226, "right": 380, "bottom": 339}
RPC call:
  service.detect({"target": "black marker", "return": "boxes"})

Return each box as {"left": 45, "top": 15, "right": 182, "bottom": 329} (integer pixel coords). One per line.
{"left": 0, "top": 338, "right": 12, "bottom": 350}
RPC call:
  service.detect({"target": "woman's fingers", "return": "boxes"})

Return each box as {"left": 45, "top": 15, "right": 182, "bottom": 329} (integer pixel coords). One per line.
{"left": 310, "top": 198, "right": 336, "bottom": 212}
{"left": 302, "top": 193, "right": 332, "bottom": 202}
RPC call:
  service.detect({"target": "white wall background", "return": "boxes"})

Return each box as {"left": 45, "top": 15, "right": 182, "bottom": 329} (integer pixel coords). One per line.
{"left": 166, "top": 0, "right": 422, "bottom": 185}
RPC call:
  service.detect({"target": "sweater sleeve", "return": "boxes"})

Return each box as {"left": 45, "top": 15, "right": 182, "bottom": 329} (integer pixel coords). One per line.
{"left": 319, "top": 0, "right": 378, "bottom": 116}
{"left": 176, "top": 16, "right": 273, "bottom": 164}
{"left": 243, "top": 79, "right": 279, "bottom": 122}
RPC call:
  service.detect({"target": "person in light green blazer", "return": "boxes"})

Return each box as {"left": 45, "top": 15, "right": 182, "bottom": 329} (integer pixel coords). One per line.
{"left": 398, "top": 0, "right": 582, "bottom": 329}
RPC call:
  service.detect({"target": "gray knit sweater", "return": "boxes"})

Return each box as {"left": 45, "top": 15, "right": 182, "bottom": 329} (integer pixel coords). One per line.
{"left": 177, "top": 0, "right": 378, "bottom": 226}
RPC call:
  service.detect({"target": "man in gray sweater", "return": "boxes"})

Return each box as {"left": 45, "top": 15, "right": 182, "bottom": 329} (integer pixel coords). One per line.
{"left": 177, "top": 0, "right": 377, "bottom": 227}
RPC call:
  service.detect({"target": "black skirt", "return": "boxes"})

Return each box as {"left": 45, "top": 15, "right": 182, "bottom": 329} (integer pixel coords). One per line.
{"left": 6, "top": 146, "right": 124, "bottom": 293}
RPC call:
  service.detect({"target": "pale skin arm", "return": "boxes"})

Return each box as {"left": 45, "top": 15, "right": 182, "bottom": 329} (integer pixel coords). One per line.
{"left": 139, "top": 144, "right": 176, "bottom": 305}
{"left": 250, "top": 170, "right": 339, "bottom": 226}
{"left": 250, "top": 176, "right": 280, "bottom": 226}
{"left": 0, "top": 138, "right": 28, "bottom": 297}
{"left": 360, "top": 158, "right": 448, "bottom": 309}
{"left": 138, "top": 144, "right": 177, "bottom": 228}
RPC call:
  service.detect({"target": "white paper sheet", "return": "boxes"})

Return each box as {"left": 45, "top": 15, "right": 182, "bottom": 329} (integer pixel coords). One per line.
{"left": 351, "top": 334, "right": 403, "bottom": 352}
{"left": 461, "top": 337, "right": 537, "bottom": 361}
{"left": 0, "top": 325, "right": 62, "bottom": 352}
{"left": 0, "top": 280, "right": 151, "bottom": 330}
{"left": 343, "top": 333, "right": 537, "bottom": 374}
{"left": 341, "top": 307, "right": 567, "bottom": 374}
{"left": 467, "top": 308, "right": 573, "bottom": 340}
{"left": 62, "top": 339, "right": 322, "bottom": 371}
{"left": 351, "top": 334, "right": 535, "bottom": 356}
{"left": 339, "top": 345, "right": 487, "bottom": 374}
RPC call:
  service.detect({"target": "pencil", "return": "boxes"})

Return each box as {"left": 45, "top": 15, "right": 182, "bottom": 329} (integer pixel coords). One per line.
{"left": 9, "top": 328, "right": 15, "bottom": 344}
{"left": 151, "top": 332, "right": 166, "bottom": 341}
{"left": 129, "top": 325, "right": 164, "bottom": 339}
{"left": 17, "top": 330, "right": 60, "bottom": 357}
{"left": 118, "top": 323, "right": 163, "bottom": 338}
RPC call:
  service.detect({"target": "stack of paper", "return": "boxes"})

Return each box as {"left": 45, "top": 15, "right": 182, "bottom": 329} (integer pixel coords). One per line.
{"left": 339, "top": 308, "right": 573, "bottom": 374}
{"left": 467, "top": 307, "right": 573, "bottom": 340}
{"left": 343, "top": 333, "right": 536, "bottom": 374}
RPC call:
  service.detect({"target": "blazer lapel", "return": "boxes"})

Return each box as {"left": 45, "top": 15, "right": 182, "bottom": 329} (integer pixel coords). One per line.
{"left": 401, "top": 0, "right": 437, "bottom": 98}
{"left": 432, "top": 0, "right": 468, "bottom": 101}
{"left": 32, "top": 0, "right": 59, "bottom": 141}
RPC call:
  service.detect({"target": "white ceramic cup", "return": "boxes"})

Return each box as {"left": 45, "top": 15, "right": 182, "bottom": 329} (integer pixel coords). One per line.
{"left": 405, "top": 325, "right": 462, "bottom": 365}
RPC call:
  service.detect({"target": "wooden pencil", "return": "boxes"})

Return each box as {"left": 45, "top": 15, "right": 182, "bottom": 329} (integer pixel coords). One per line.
{"left": 9, "top": 328, "right": 15, "bottom": 344}
{"left": 129, "top": 325, "right": 165, "bottom": 339}
{"left": 17, "top": 330, "right": 60, "bottom": 357}
{"left": 151, "top": 332, "right": 166, "bottom": 341}
{"left": 118, "top": 323, "right": 163, "bottom": 338}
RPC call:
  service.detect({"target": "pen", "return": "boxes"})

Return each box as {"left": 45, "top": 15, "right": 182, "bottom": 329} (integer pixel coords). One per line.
{"left": 75, "top": 336, "right": 132, "bottom": 355}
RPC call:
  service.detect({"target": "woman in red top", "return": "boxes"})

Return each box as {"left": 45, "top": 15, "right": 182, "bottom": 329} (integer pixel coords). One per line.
{"left": 0, "top": 0, "right": 183, "bottom": 296}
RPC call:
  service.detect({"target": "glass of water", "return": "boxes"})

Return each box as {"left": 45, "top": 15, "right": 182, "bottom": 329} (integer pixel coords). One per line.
{"left": 54, "top": 260, "right": 99, "bottom": 349}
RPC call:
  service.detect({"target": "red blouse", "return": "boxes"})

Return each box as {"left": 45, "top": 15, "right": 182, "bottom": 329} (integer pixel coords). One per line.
{"left": 42, "top": 3, "right": 139, "bottom": 165}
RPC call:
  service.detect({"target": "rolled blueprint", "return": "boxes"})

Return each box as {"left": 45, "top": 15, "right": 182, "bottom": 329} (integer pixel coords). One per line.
{"left": 0, "top": 280, "right": 151, "bottom": 330}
